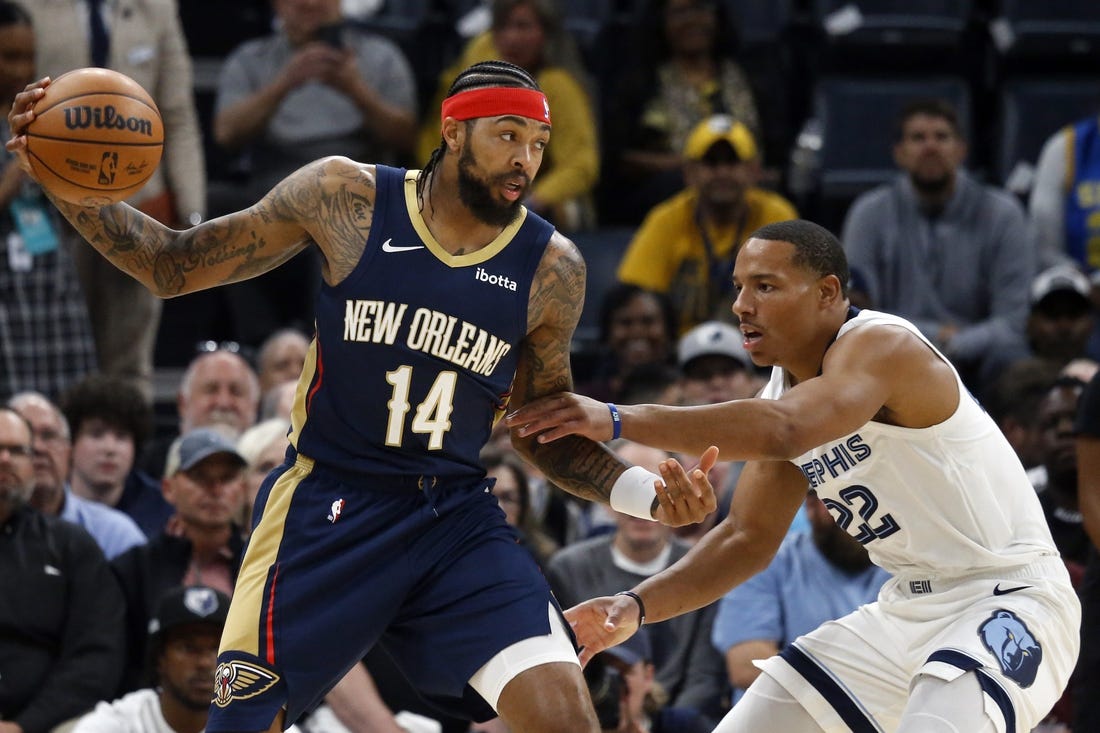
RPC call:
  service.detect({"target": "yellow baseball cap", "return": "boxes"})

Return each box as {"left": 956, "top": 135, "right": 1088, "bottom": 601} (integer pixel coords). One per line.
{"left": 683, "top": 114, "right": 757, "bottom": 161}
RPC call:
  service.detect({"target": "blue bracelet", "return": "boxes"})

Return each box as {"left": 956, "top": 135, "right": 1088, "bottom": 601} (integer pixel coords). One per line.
{"left": 607, "top": 402, "right": 622, "bottom": 440}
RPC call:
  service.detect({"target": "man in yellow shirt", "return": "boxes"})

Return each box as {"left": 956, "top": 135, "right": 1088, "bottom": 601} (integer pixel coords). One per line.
{"left": 618, "top": 115, "right": 797, "bottom": 333}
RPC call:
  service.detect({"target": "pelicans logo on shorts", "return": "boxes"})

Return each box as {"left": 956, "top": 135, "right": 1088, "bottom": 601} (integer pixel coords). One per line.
{"left": 213, "top": 660, "right": 281, "bottom": 707}
{"left": 978, "top": 610, "right": 1043, "bottom": 688}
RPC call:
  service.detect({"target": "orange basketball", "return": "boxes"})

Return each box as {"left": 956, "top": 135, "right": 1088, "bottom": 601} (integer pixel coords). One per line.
{"left": 25, "top": 67, "right": 164, "bottom": 206}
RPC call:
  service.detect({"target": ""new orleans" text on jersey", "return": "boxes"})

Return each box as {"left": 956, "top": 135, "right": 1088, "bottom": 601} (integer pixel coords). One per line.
{"left": 343, "top": 299, "right": 511, "bottom": 376}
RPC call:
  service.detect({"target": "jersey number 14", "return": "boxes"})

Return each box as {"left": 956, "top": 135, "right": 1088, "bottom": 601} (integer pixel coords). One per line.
{"left": 384, "top": 366, "right": 457, "bottom": 450}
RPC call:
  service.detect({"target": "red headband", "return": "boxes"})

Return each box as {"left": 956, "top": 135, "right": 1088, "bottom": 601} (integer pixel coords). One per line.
{"left": 440, "top": 87, "right": 551, "bottom": 128}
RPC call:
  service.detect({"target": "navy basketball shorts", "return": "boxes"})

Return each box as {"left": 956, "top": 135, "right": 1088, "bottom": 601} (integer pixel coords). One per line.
{"left": 206, "top": 451, "right": 568, "bottom": 732}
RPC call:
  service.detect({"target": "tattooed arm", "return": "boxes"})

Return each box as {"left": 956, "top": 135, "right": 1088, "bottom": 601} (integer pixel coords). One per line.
{"left": 510, "top": 231, "right": 623, "bottom": 504}
{"left": 510, "top": 233, "right": 717, "bottom": 526}
{"left": 42, "top": 156, "right": 374, "bottom": 296}
{"left": 7, "top": 83, "right": 374, "bottom": 294}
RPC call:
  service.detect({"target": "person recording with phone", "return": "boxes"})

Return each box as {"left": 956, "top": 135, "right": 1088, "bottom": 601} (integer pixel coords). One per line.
{"left": 209, "top": 0, "right": 420, "bottom": 349}
{"left": 588, "top": 630, "right": 710, "bottom": 733}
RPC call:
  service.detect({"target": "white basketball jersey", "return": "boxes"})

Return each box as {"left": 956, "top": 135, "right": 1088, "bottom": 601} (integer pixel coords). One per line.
{"left": 760, "top": 309, "right": 1058, "bottom": 578}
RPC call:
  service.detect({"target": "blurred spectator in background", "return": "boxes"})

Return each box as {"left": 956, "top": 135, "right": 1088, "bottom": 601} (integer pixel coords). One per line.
{"left": 675, "top": 320, "right": 758, "bottom": 406}
{"left": 420, "top": 0, "right": 598, "bottom": 230}
{"left": 843, "top": 98, "right": 1034, "bottom": 395}
{"left": 576, "top": 284, "right": 678, "bottom": 404}
{"left": 260, "top": 379, "right": 298, "bottom": 422}
{"left": 139, "top": 347, "right": 260, "bottom": 479}
{"left": 618, "top": 116, "right": 796, "bottom": 334}
{"left": 9, "top": 391, "right": 145, "bottom": 559}
{"left": 616, "top": 363, "right": 683, "bottom": 407}
{"left": 61, "top": 374, "right": 169, "bottom": 540}
{"left": 17, "top": 0, "right": 206, "bottom": 401}
{"left": 986, "top": 358, "right": 1063, "bottom": 474}
{"left": 0, "top": 406, "right": 126, "bottom": 733}
{"left": 213, "top": 0, "right": 417, "bottom": 347}
{"left": 598, "top": 629, "right": 710, "bottom": 733}
{"left": 1029, "top": 110, "right": 1100, "bottom": 274}
{"left": 601, "top": 0, "right": 759, "bottom": 225}
{"left": 0, "top": 2, "right": 97, "bottom": 404}
{"left": 1030, "top": 109, "right": 1100, "bottom": 362}
{"left": 1074, "top": 368, "right": 1100, "bottom": 733}
{"left": 256, "top": 327, "right": 311, "bottom": 394}
{"left": 67, "top": 586, "right": 264, "bottom": 733}
{"left": 712, "top": 491, "right": 889, "bottom": 706}
{"left": 546, "top": 440, "right": 727, "bottom": 724}
{"left": 235, "top": 416, "right": 291, "bottom": 533}
{"left": 1031, "top": 376, "right": 1090, "bottom": 572}
{"left": 672, "top": 321, "right": 806, "bottom": 541}
{"left": 1026, "top": 264, "right": 1097, "bottom": 374}
{"left": 481, "top": 445, "right": 558, "bottom": 566}
{"left": 111, "top": 429, "right": 247, "bottom": 696}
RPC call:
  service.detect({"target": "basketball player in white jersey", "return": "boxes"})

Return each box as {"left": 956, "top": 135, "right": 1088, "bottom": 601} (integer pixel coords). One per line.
{"left": 507, "top": 219, "right": 1080, "bottom": 732}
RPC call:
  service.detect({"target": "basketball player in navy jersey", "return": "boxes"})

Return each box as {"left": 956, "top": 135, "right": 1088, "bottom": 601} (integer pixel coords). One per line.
{"left": 508, "top": 220, "right": 1081, "bottom": 732}
{"left": 6, "top": 61, "right": 718, "bottom": 733}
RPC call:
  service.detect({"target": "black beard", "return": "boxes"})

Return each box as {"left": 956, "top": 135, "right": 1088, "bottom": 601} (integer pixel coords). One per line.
{"left": 815, "top": 525, "right": 873, "bottom": 574}
{"left": 457, "top": 146, "right": 524, "bottom": 228}
{"left": 909, "top": 171, "right": 952, "bottom": 198}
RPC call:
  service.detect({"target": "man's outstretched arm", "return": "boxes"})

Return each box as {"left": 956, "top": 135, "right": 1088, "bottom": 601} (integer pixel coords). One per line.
{"left": 7, "top": 81, "right": 375, "bottom": 295}
{"left": 509, "top": 232, "right": 716, "bottom": 526}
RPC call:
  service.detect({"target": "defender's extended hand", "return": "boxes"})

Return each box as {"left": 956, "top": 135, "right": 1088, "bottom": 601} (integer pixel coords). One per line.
{"left": 5, "top": 78, "right": 50, "bottom": 178}
{"left": 565, "top": 595, "right": 641, "bottom": 667}
{"left": 506, "top": 392, "right": 612, "bottom": 443}
{"left": 652, "top": 446, "right": 720, "bottom": 526}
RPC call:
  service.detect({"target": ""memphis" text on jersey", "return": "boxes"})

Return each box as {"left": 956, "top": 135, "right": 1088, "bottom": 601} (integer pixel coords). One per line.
{"left": 799, "top": 434, "right": 872, "bottom": 488}
{"left": 343, "top": 299, "right": 511, "bottom": 376}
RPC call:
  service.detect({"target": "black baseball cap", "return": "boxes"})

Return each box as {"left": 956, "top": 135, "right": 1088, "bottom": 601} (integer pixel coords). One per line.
{"left": 147, "top": 585, "right": 230, "bottom": 638}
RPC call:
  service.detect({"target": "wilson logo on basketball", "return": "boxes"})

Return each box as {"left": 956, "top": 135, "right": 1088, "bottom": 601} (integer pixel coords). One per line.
{"left": 62, "top": 105, "right": 155, "bottom": 136}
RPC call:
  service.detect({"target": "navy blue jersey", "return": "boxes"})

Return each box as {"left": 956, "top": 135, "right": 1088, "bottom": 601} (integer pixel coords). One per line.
{"left": 289, "top": 165, "right": 553, "bottom": 479}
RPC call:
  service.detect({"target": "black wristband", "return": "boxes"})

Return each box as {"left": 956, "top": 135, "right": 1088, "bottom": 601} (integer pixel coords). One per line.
{"left": 615, "top": 590, "right": 646, "bottom": 627}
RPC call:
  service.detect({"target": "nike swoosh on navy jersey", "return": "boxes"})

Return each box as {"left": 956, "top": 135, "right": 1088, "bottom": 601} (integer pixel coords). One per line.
{"left": 992, "top": 583, "right": 1032, "bottom": 596}
{"left": 381, "top": 238, "right": 424, "bottom": 253}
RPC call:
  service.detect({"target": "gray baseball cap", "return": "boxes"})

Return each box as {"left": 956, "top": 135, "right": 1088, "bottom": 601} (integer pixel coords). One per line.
{"left": 677, "top": 321, "right": 752, "bottom": 371}
{"left": 164, "top": 427, "right": 247, "bottom": 478}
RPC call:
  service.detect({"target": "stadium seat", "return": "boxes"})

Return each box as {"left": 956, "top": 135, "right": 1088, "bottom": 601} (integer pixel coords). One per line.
{"left": 808, "top": 0, "right": 977, "bottom": 77}
{"left": 994, "top": 0, "right": 1100, "bottom": 62}
{"left": 808, "top": 75, "right": 971, "bottom": 225}
{"left": 723, "top": 0, "right": 793, "bottom": 47}
{"left": 568, "top": 227, "right": 636, "bottom": 350}
{"left": 812, "top": 0, "right": 971, "bottom": 47}
{"left": 996, "top": 77, "right": 1100, "bottom": 191}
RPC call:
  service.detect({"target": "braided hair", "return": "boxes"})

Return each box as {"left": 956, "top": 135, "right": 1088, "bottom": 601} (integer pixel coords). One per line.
{"left": 416, "top": 60, "right": 542, "bottom": 204}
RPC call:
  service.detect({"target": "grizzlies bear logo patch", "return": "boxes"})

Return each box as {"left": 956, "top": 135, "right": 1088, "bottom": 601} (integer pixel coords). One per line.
{"left": 979, "top": 610, "right": 1042, "bottom": 687}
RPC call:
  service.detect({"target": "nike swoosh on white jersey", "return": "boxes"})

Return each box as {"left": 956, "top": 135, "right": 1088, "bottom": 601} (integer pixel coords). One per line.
{"left": 381, "top": 238, "right": 424, "bottom": 253}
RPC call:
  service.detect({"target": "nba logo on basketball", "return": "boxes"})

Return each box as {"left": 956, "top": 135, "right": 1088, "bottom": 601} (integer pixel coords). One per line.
{"left": 98, "top": 151, "right": 118, "bottom": 184}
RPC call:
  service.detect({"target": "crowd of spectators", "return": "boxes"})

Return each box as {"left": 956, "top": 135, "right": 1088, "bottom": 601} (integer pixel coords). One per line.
{"left": 1, "top": 1, "right": 1100, "bottom": 732}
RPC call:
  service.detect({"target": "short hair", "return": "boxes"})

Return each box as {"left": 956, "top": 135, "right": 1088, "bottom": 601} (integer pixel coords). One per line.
{"left": 0, "top": 1, "right": 31, "bottom": 27}
{"left": 480, "top": 445, "right": 533, "bottom": 526}
{"left": 256, "top": 328, "right": 309, "bottom": 373}
{"left": 597, "top": 283, "right": 678, "bottom": 346}
{"left": 894, "top": 98, "right": 963, "bottom": 142}
{"left": 8, "top": 391, "right": 70, "bottom": 441}
{"left": 748, "top": 219, "right": 851, "bottom": 297}
{"left": 617, "top": 363, "right": 681, "bottom": 404}
{"left": 0, "top": 405, "right": 33, "bottom": 448}
{"left": 61, "top": 375, "right": 153, "bottom": 454}
{"left": 236, "top": 418, "right": 291, "bottom": 467}
{"left": 180, "top": 350, "right": 260, "bottom": 403}
{"left": 985, "top": 358, "right": 1062, "bottom": 426}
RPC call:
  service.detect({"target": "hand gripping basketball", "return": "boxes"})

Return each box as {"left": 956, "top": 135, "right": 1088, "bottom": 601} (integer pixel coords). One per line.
{"left": 23, "top": 68, "right": 164, "bottom": 206}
